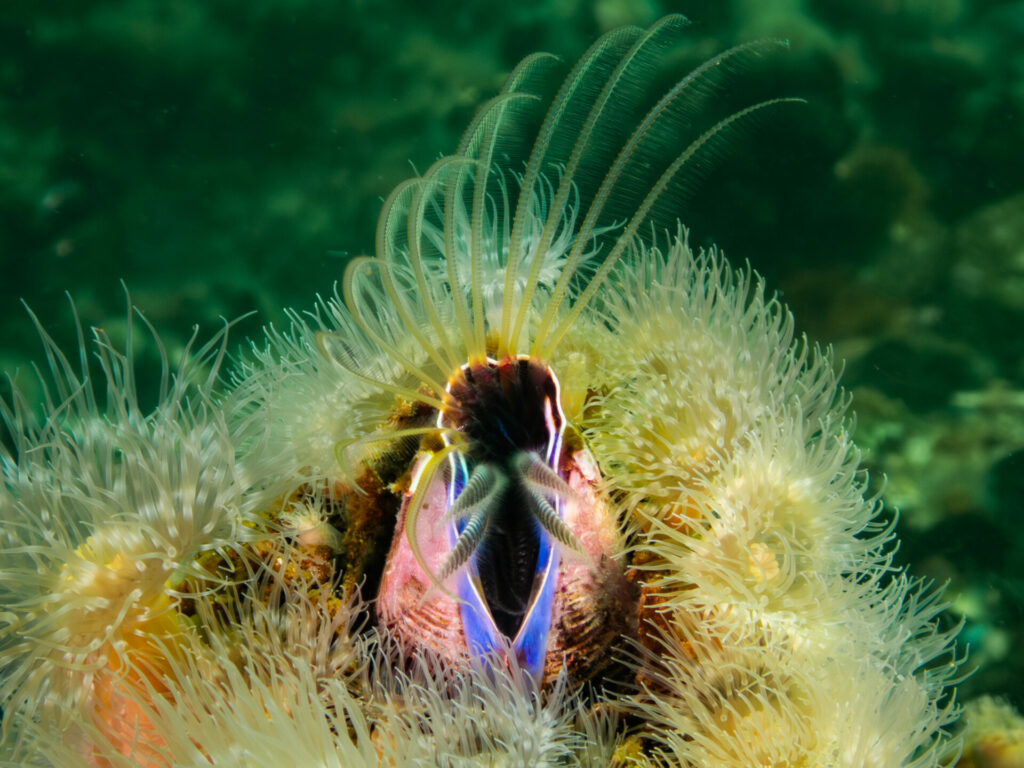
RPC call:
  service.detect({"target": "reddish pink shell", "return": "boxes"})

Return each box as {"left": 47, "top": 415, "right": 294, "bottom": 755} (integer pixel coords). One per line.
{"left": 376, "top": 445, "right": 636, "bottom": 685}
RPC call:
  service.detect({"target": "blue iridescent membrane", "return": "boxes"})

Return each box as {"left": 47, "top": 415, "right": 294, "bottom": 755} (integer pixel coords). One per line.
{"left": 439, "top": 357, "right": 568, "bottom": 680}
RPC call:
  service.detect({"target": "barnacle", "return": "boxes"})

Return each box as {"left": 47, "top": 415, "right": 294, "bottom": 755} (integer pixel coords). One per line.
{"left": 1, "top": 13, "right": 965, "bottom": 768}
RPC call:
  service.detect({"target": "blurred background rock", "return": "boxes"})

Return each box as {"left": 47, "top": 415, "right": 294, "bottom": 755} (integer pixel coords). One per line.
{"left": 2, "top": 0, "right": 1022, "bottom": 711}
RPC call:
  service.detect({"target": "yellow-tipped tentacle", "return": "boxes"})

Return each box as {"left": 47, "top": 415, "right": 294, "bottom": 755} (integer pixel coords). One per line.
{"left": 441, "top": 158, "right": 482, "bottom": 362}
{"left": 378, "top": 173, "right": 462, "bottom": 372}
{"left": 531, "top": 38, "right": 787, "bottom": 356}
{"left": 508, "top": 23, "right": 653, "bottom": 357}
{"left": 536, "top": 97, "right": 802, "bottom": 360}
{"left": 341, "top": 256, "right": 448, "bottom": 396}
{"left": 456, "top": 55, "right": 555, "bottom": 359}
{"left": 455, "top": 52, "right": 558, "bottom": 157}
{"left": 499, "top": 24, "right": 645, "bottom": 358}
{"left": 469, "top": 115, "right": 501, "bottom": 361}
{"left": 313, "top": 327, "right": 447, "bottom": 413}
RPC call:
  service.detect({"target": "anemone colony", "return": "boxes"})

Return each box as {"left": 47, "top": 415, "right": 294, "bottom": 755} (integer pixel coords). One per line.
{"left": 0, "top": 15, "right": 963, "bottom": 768}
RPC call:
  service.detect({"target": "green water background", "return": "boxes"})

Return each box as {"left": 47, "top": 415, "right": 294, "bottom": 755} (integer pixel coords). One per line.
{"left": 2, "top": 0, "right": 1023, "bottom": 711}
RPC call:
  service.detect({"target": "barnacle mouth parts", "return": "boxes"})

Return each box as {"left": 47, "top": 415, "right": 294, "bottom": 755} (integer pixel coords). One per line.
{"left": 376, "top": 355, "right": 633, "bottom": 684}
{"left": 441, "top": 356, "right": 568, "bottom": 677}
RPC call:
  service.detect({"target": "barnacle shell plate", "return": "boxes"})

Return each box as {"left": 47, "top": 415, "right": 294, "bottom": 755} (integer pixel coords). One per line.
{"left": 376, "top": 441, "right": 635, "bottom": 685}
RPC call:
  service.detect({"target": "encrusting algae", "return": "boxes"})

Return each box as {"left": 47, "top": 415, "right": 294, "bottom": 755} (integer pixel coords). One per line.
{"left": 1, "top": 14, "right": 964, "bottom": 768}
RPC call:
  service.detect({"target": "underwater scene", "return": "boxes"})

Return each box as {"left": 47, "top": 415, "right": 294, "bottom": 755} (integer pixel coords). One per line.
{"left": 2, "top": 0, "right": 1023, "bottom": 765}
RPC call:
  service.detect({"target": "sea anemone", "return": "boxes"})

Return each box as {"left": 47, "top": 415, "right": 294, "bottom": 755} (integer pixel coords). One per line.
{"left": 2, "top": 13, "right": 965, "bottom": 768}
{"left": 25, "top": 553, "right": 613, "bottom": 768}
{"left": 0, "top": 303, "right": 260, "bottom": 762}
{"left": 581, "top": 238, "right": 962, "bottom": 764}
